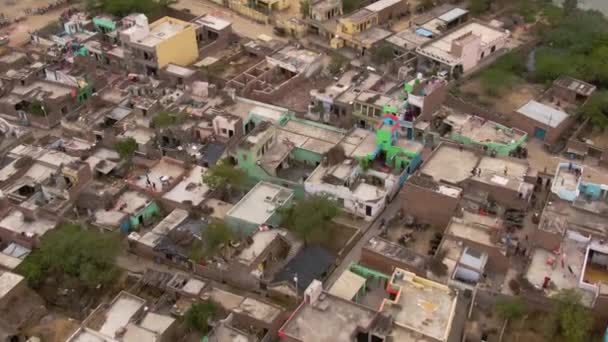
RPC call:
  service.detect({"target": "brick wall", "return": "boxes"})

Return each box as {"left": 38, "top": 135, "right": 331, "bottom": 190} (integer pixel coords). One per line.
{"left": 399, "top": 182, "right": 460, "bottom": 228}
{"left": 360, "top": 247, "right": 426, "bottom": 276}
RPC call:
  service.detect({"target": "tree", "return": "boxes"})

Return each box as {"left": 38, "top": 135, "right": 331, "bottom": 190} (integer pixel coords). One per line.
{"left": 343, "top": 0, "right": 362, "bottom": 14}
{"left": 419, "top": 0, "right": 434, "bottom": 11}
{"left": 114, "top": 137, "right": 138, "bottom": 160}
{"left": 328, "top": 54, "right": 347, "bottom": 75}
{"left": 202, "top": 159, "right": 247, "bottom": 199}
{"left": 28, "top": 102, "right": 47, "bottom": 117}
{"left": 562, "top": 0, "right": 578, "bottom": 13}
{"left": 201, "top": 221, "right": 235, "bottom": 256}
{"left": 495, "top": 298, "right": 526, "bottom": 321}
{"left": 480, "top": 69, "right": 514, "bottom": 97}
{"left": 89, "top": 0, "right": 177, "bottom": 17}
{"left": 533, "top": 48, "right": 581, "bottom": 83}
{"left": 371, "top": 44, "right": 395, "bottom": 65}
{"left": 300, "top": 0, "right": 310, "bottom": 19}
{"left": 152, "top": 111, "right": 187, "bottom": 128}
{"left": 281, "top": 195, "right": 338, "bottom": 243}
{"left": 581, "top": 91, "right": 608, "bottom": 129}
{"left": 185, "top": 300, "right": 218, "bottom": 333}
{"left": 18, "top": 224, "right": 121, "bottom": 288}
{"left": 545, "top": 289, "right": 592, "bottom": 342}
{"left": 468, "top": 0, "right": 490, "bottom": 15}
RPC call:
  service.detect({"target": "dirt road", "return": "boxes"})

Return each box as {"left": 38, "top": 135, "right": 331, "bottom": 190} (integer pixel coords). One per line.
{"left": 171, "top": 0, "right": 279, "bottom": 40}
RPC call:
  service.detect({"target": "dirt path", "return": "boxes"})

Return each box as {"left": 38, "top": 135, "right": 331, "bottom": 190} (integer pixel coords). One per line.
{"left": 1, "top": 6, "right": 75, "bottom": 46}
{"left": 171, "top": 0, "right": 279, "bottom": 40}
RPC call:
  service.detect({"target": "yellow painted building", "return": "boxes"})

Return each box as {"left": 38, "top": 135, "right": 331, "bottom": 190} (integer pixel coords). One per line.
{"left": 252, "top": 0, "right": 290, "bottom": 13}
{"left": 337, "top": 9, "right": 378, "bottom": 37}
{"left": 130, "top": 16, "right": 199, "bottom": 70}
{"left": 333, "top": 9, "right": 379, "bottom": 50}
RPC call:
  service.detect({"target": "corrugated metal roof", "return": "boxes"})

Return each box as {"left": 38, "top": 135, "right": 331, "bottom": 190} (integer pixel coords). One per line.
{"left": 516, "top": 100, "right": 569, "bottom": 128}
{"left": 438, "top": 8, "right": 468, "bottom": 23}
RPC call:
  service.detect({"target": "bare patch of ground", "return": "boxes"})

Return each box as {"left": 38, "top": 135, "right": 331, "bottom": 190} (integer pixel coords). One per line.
{"left": 272, "top": 76, "right": 334, "bottom": 112}
{"left": 459, "top": 78, "right": 543, "bottom": 115}
{"left": 25, "top": 314, "right": 81, "bottom": 342}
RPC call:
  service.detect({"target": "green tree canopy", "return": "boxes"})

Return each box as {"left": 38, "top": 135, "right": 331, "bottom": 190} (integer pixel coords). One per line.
{"left": 478, "top": 52, "right": 526, "bottom": 97}
{"left": 468, "top": 0, "right": 491, "bottom": 15}
{"left": 281, "top": 195, "right": 338, "bottom": 243}
{"left": 86, "top": 0, "right": 176, "bottom": 18}
{"left": 300, "top": 0, "right": 310, "bottom": 19}
{"left": 201, "top": 220, "right": 235, "bottom": 256}
{"left": 419, "top": 0, "right": 434, "bottom": 12}
{"left": 343, "top": 0, "right": 362, "bottom": 14}
{"left": 371, "top": 44, "right": 395, "bottom": 65}
{"left": 562, "top": 0, "right": 578, "bottom": 13}
{"left": 328, "top": 54, "right": 347, "bottom": 75}
{"left": 152, "top": 111, "right": 187, "bottom": 128}
{"left": 495, "top": 298, "right": 526, "bottom": 321}
{"left": 18, "top": 224, "right": 121, "bottom": 288}
{"left": 581, "top": 91, "right": 608, "bottom": 129}
{"left": 545, "top": 289, "right": 592, "bottom": 342}
{"left": 185, "top": 300, "right": 218, "bottom": 333}
{"left": 202, "top": 159, "right": 247, "bottom": 199}
{"left": 114, "top": 137, "right": 138, "bottom": 160}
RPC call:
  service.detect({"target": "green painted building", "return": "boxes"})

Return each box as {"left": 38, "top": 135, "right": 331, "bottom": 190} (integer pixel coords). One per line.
{"left": 232, "top": 113, "right": 346, "bottom": 198}
{"left": 443, "top": 113, "right": 528, "bottom": 156}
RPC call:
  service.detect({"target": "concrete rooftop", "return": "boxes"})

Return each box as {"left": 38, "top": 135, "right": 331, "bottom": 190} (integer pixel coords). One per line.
{"left": 227, "top": 181, "right": 293, "bottom": 226}
{"left": 381, "top": 270, "right": 457, "bottom": 342}
{"left": 280, "top": 293, "right": 377, "bottom": 342}
{"left": 162, "top": 166, "right": 210, "bottom": 206}
{"left": 420, "top": 145, "right": 479, "bottom": 184}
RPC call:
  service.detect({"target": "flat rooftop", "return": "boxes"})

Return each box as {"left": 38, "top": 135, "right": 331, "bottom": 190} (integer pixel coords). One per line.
{"left": 365, "top": 0, "right": 401, "bottom": 11}
{"left": 364, "top": 236, "right": 427, "bottom": 270}
{"left": 227, "top": 181, "right": 293, "bottom": 226}
{"left": 139, "top": 312, "right": 175, "bottom": 335}
{"left": 420, "top": 145, "right": 479, "bottom": 184}
{"left": 475, "top": 155, "right": 530, "bottom": 192}
{"left": 0, "top": 209, "right": 56, "bottom": 238}
{"left": 280, "top": 292, "right": 378, "bottom": 342}
{"left": 119, "top": 127, "right": 154, "bottom": 145}
{"left": 234, "top": 297, "right": 282, "bottom": 324}
{"left": 162, "top": 166, "right": 209, "bottom": 206}
{"left": 193, "top": 14, "right": 231, "bottom": 31}
{"left": 209, "top": 324, "right": 250, "bottom": 342}
{"left": 202, "top": 288, "right": 245, "bottom": 311}
{"left": 446, "top": 217, "right": 495, "bottom": 247}
{"left": 268, "top": 46, "right": 321, "bottom": 74}
{"left": 444, "top": 112, "right": 526, "bottom": 145}
{"left": 554, "top": 76, "right": 596, "bottom": 97}
{"left": 539, "top": 198, "right": 608, "bottom": 235}
{"left": 381, "top": 270, "right": 457, "bottom": 341}
{"left": 516, "top": 100, "right": 570, "bottom": 128}
{"left": 525, "top": 239, "right": 591, "bottom": 302}
{"left": 137, "top": 208, "right": 189, "bottom": 248}
{"left": 94, "top": 191, "right": 152, "bottom": 228}
{"left": 11, "top": 81, "right": 73, "bottom": 99}
{"left": 237, "top": 229, "right": 281, "bottom": 266}
{"left": 417, "top": 21, "right": 508, "bottom": 65}
{"left": 406, "top": 175, "right": 463, "bottom": 198}
{"left": 386, "top": 28, "right": 432, "bottom": 50}
{"left": 66, "top": 329, "right": 109, "bottom": 342}
{"left": 88, "top": 292, "right": 146, "bottom": 338}
{"left": 140, "top": 17, "right": 192, "bottom": 47}
{"left": 554, "top": 165, "right": 580, "bottom": 194}
{"left": 133, "top": 158, "right": 185, "bottom": 191}
{"left": 0, "top": 271, "right": 23, "bottom": 299}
